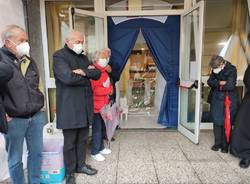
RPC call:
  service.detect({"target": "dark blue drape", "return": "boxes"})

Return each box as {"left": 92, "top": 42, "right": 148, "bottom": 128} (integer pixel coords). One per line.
{"left": 142, "top": 17, "right": 180, "bottom": 127}
{"left": 108, "top": 19, "right": 139, "bottom": 81}
{"left": 108, "top": 16, "right": 180, "bottom": 127}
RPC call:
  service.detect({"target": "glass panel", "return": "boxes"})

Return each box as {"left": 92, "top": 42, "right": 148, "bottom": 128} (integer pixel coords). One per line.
{"left": 201, "top": 86, "right": 211, "bottom": 122}
{"left": 180, "top": 88, "right": 196, "bottom": 133}
{"left": 179, "top": 7, "right": 200, "bottom": 132}
{"left": 45, "top": 1, "right": 94, "bottom": 78}
{"left": 105, "top": 0, "right": 184, "bottom": 11}
{"left": 181, "top": 8, "right": 199, "bottom": 81}
{"left": 201, "top": 85, "right": 245, "bottom": 123}
{"left": 48, "top": 88, "right": 56, "bottom": 123}
{"left": 119, "top": 31, "right": 158, "bottom": 117}
{"left": 201, "top": 0, "right": 249, "bottom": 76}
{"left": 73, "top": 14, "right": 104, "bottom": 61}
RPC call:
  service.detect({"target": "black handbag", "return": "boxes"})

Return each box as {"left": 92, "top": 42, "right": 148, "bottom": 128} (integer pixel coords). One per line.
{"left": 0, "top": 104, "right": 8, "bottom": 134}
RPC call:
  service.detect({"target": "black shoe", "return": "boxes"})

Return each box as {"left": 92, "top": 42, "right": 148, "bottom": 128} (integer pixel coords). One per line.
{"left": 239, "top": 159, "right": 250, "bottom": 168}
{"left": 66, "top": 173, "right": 76, "bottom": 184}
{"left": 77, "top": 164, "right": 98, "bottom": 175}
{"left": 85, "top": 164, "right": 98, "bottom": 173}
{"left": 103, "top": 136, "right": 115, "bottom": 141}
{"left": 221, "top": 147, "right": 228, "bottom": 153}
{"left": 211, "top": 145, "right": 220, "bottom": 151}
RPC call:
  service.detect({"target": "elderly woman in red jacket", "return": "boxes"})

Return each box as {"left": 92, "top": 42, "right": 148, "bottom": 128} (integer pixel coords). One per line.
{"left": 90, "top": 49, "right": 113, "bottom": 162}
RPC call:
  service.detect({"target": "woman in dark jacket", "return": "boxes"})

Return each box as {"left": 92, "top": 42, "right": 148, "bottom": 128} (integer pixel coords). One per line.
{"left": 207, "top": 55, "right": 238, "bottom": 153}
{"left": 231, "top": 64, "right": 250, "bottom": 168}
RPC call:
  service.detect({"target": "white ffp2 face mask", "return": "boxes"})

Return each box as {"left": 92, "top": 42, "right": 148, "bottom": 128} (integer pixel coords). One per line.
{"left": 213, "top": 67, "right": 222, "bottom": 74}
{"left": 9, "top": 39, "right": 30, "bottom": 57}
{"left": 72, "top": 43, "right": 83, "bottom": 54}
{"left": 98, "top": 58, "right": 109, "bottom": 67}
{"left": 16, "top": 42, "right": 30, "bottom": 57}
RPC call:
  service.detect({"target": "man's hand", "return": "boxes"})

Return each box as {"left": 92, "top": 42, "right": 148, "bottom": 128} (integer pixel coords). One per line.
{"left": 6, "top": 114, "right": 12, "bottom": 122}
{"left": 72, "top": 69, "right": 86, "bottom": 76}
{"left": 219, "top": 81, "right": 227, "bottom": 85}
{"left": 105, "top": 65, "right": 112, "bottom": 73}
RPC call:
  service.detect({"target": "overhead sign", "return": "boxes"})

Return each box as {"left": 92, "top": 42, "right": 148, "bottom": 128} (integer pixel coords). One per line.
{"left": 112, "top": 16, "right": 168, "bottom": 25}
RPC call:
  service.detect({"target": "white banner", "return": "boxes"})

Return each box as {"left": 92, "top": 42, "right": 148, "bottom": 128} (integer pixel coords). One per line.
{"left": 112, "top": 16, "right": 168, "bottom": 25}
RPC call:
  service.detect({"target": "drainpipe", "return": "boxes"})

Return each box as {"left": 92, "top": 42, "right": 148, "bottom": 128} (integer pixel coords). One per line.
{"left": 22, "top": 0, "right": 30, "bottom": 36}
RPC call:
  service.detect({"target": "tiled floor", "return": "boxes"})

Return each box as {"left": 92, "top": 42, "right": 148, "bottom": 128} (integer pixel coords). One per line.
{"left": 119, "top": 115, "right": 166, "bottom": 129}
{"left": 1, "top": 130, "right": 249, "bottom": 184}
{"left": 75, "top": 130, "right": 250, "bottom": 184}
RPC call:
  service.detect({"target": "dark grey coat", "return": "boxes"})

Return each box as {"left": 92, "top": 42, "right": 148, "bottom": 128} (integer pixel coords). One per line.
{"left": 0, "top": 62, "right": 13, "bottom": 133}
{"left": 207, "top": 62, "right": 239, "bottom": 126}
{"left": 53, "top": 46, "right": 101, "bottom": 129}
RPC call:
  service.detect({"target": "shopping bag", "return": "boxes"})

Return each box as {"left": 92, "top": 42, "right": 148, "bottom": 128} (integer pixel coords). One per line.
{"left": 100, "top": 103, "right": 122, "bottom": 144}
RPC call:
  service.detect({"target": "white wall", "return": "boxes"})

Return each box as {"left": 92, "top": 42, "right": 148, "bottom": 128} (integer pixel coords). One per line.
{"left": 0, "top": 0, "right": 25, "bottom": 46}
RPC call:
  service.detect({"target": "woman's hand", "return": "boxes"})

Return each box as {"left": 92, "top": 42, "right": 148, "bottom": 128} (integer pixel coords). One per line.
{"left": 110, "top": 88, "right": 114, "bottom": 95}
{"left": 219, "top": 81, "right": 227, "bottom": 85}
{"left": 105, "top": 65, "right": 112, "bottom": 73}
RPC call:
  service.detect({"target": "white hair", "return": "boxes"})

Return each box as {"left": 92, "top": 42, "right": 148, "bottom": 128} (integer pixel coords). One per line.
{"left": 92, "top": 50, "right": 102, "bottom": 63}
{"left": 102, "top": 47, "right": 111, "bottom": 53}
{"left": 1, "top": 25, "right": 25, "bottom": 42}
{"left": 65, "top": 29, "right": 83, "bottom": 41}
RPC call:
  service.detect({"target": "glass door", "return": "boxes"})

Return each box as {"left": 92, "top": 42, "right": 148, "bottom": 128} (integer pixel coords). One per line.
{"left": 69, "top": 8, "right": 107, "bottom": 59}
{"left": 178, "top": 1, "right": 204, "bottom": 144}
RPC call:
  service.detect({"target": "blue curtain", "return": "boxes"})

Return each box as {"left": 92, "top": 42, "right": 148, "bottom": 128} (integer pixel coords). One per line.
{"left": 108, "top": 18, "right": 140, "bottom": 81}
{"left": 108, "top": 16, "right": 180, "bottom": 127}
{"left": 142, "top": 16, "right": 180, "bottom": 127}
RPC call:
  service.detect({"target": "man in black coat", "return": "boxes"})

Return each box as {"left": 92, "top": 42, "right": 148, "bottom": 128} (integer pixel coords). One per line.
{"left": 53, "top": 30, "right": 100, "bottom": 184}
{"left": 207, "top": 55, "right": 238, "bottom": 153}
{"left": 231, "top": 34, "right": 250, "bottom": 168}
{"left": 0, "top": 62, "right": 13, "bottom": 133}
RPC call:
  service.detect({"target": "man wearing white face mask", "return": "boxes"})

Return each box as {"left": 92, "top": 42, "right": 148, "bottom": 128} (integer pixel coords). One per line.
{"left": 53, "top": 30, "right": 100, "bottom": 184}
{"left": 207, "top": 55, "right": 238, "bottom": 154}
{"left": 0, "top": 25, "right": 45, "bottom": 184}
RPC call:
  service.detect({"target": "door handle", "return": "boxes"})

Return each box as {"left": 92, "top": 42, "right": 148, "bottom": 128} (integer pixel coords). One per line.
{"left": 190, "top": 80, "right": 198, "bottom": 89}
{"left": 178, "top": 80, "right": 199, "bottom": 89}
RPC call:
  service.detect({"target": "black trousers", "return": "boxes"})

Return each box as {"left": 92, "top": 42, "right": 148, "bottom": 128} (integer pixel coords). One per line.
{"left": 213, "top": 124, "right": 228, "bottom": 149}
{"left": 63, "top": 127, "right": 89, "bottom": 174}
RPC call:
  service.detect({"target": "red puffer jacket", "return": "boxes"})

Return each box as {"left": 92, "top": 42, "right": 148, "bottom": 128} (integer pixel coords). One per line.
{"left": 91, "top": 64, "right": 113, "bottom": 113}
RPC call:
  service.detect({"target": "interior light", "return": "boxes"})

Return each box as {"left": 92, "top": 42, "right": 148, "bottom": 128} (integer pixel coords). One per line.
{"left": 218, "top": 42, "right": 227, "bottom": 46}
{"left": 59, "top": 13, "right": 66, "bottom": 18}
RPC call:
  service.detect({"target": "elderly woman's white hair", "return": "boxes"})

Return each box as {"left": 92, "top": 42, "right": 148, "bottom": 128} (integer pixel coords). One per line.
{"left": 92, "top": 50, "right": 102, "bottom": 63}
{"left": 102, "top": 48, "right": 111, "bottom": 56}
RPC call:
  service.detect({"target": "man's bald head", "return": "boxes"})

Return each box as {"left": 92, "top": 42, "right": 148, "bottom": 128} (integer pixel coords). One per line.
{"left": 65, "top": 30, "right": 84, "bottom": 50}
